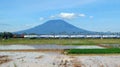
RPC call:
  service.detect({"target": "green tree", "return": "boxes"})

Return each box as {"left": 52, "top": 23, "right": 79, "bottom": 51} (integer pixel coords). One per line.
{"left": 0, "top": 32, "right": 13, "bottom": 39}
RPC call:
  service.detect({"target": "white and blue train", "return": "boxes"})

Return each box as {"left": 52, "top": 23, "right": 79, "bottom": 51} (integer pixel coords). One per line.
{"left": 24, "top": 34, "right": 120, "bottom": 38}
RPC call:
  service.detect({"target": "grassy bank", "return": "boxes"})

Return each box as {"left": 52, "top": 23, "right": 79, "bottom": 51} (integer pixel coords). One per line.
{"left": 0, "top": 38, "right": 120, "bottom": 45}
{"left": 66, "top": 48, "right": 120, "bottom": 54}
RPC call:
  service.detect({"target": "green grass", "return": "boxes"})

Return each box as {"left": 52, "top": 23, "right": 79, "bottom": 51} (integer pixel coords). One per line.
{"left": 66, "top": 48, "right": 120, "bottom": 54}
{"left": 0, "top": 38, "right": 120, "bottom": 45}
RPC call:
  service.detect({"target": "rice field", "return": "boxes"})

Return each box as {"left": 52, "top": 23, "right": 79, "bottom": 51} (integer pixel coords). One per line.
{"left": 0, "top": 38, "right": 120, "bottom": 45}
{"left": 0, "top": 38, "right": 120, "bottom": 67}
{"left": 66, "top": 48, "right": 120, "bottom": 54}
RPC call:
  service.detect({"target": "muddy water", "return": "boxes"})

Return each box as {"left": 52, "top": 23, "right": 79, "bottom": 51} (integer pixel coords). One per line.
{"left": 0, "top": 44, "right": 105, "bottom": 50}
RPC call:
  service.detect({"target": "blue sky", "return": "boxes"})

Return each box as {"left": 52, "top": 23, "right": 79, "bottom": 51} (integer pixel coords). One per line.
{"left": 0, "top": 0, "right": 120, "bottom": 32}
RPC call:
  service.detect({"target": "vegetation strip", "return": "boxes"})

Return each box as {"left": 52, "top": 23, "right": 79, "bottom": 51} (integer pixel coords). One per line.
{"left": 0, "top": 38, "right": 120, "bottom": 45}
{"left": 67, "top": 48, "right": 120, "bottom": 54}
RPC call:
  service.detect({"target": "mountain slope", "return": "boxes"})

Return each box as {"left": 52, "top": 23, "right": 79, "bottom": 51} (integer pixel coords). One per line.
{"left": 17, "top": 19, "right": 92, "bottom": 34}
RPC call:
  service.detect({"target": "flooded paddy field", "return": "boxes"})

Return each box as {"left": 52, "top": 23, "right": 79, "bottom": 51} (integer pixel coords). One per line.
{"left": 0, "top": 44, "right": 119, "bottom": 67}
{"left": 100, "top": 44, "right": 120, "bottom": 48}
{"left": 0, "top": 44, "right": 105, "bottom": 50}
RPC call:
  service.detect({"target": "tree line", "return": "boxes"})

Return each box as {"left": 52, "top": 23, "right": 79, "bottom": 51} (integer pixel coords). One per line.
{"left": 0, "top": 32, "right": 13, "bottom": 39}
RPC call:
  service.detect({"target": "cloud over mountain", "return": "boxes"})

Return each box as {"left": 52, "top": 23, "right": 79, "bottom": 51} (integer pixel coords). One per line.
{"left": 58, "top": 13, "right": 76, "bottom": 19}
{"left": 47, "top": 12, "right": 92, "bottom": 20}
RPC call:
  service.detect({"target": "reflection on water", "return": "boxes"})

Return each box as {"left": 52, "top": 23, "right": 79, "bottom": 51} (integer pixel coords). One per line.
{"left": 0, "top": 44, "right": 105, "bottom": 50}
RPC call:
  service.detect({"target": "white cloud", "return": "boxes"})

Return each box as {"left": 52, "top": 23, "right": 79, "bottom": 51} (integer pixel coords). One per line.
{"left": 39, "top": 17, "right": 44, "bottom": 21}
{"left": 79, "top": 14, "right": 86, "bottom": 17}
{"left": 58, "top": 12, "right": 76, "bottom": 19}
{"left": 48, "top": 12, "right": 93, "bottom": 20}
{"left": 50, "top": 15, "right": 56, "bottom": 19}
{"left": 89, "top": 16, "right": 94, "bottom": 19}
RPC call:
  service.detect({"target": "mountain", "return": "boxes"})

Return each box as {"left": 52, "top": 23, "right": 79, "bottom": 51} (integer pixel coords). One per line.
{"left": 16, "top": 19, "right": 93, "bottom": 34}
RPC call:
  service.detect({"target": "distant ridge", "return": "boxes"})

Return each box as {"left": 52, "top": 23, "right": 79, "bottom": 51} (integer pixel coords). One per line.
{"left": 17, "top": 19, "right": 93, "bottom": 34}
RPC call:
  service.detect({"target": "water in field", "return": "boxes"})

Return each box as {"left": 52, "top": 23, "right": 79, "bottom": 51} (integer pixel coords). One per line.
{"left": 101, "top": 44, "right": 120, "bottom": 48}
{"left": 0, "top": 44, "right": 105, "bottom": 50}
